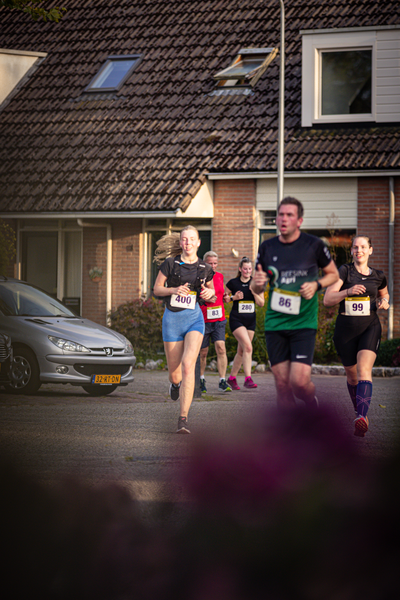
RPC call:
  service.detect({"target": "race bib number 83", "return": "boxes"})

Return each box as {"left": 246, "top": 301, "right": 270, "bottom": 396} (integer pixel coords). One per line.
{"left": 207, "top": 305, "right": 223, "bottom": 319}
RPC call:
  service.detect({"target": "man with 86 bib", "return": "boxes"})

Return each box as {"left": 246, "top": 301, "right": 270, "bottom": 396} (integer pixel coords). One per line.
{"left": 251, "top": 197, "right": 339, "bottom": 410}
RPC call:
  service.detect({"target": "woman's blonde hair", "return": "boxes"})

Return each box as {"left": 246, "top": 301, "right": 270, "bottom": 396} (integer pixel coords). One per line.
{"left": 153, "top": 225, "right": 200, "bottom": 265}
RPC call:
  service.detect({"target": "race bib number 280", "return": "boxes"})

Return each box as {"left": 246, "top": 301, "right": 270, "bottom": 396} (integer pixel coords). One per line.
{"left": 271, "top": 288, "right": 301, "bottom": 315}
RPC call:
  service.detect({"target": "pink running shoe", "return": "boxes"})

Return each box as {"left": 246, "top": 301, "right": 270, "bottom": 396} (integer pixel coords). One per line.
{"left": 227, "top": 376, "right": 240, "bottom": 390}
{"left": 354, "top": 415, "right": 369, "bottom": 437}
{"left": 244, "top": 376, "right": 257, "bottom": 389}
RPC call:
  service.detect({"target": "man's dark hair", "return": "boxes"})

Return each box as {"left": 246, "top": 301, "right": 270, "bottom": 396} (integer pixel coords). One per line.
{"left": 278, "top": 197, "right": 304, "bottom": 219}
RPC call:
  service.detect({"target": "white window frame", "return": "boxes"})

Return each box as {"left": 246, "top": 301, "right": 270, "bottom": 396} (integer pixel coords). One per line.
{"left": 302, "top": 30, "right": 376, "bottom": 127}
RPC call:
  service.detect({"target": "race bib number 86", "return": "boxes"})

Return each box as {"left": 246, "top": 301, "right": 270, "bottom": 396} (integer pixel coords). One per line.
{"left": 271, "top": 288, "right": 301, "bottom": 315}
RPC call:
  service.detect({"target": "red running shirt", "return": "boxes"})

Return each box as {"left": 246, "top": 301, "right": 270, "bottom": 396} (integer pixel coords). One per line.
{"left": 200, "top": 271, "right": 226, "bottom": 322}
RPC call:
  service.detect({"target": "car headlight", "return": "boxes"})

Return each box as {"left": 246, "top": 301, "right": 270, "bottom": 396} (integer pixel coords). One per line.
{"left": 123, "top": 340, "right": 134, "bottom": 353}
{"left": 48, "top": 336, "right": 90, "bottom": 353}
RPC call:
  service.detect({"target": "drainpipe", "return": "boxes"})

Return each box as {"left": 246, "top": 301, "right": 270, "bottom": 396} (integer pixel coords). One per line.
{"left": 77, "top": 219, "right": 112, "bottom": 325}
{"left": 388, "top": 178, "right": 395, "bottom": 339}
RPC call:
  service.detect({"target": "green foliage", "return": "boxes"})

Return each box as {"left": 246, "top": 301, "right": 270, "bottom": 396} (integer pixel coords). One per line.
{"left": 109, "top": 297, "right": 164, "bottom": 359}
{"left": 0, "top": 219, "right": 16, "bottom": 274}
{"left": 314, "top": 294, "right": 340, "bottom": 364}
{"left": 0, "top": 0, "right": 66, "bottom": 22}
{"left": 375, "top": 338, "right": 400, "bottom": 367}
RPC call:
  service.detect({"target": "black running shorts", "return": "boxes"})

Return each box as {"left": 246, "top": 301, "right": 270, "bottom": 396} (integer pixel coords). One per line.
{"left": 265, "top": 328, "right": 317, "bottom": 367}
{"left": 333, "top": 313, "right": 382, "bottom": 367}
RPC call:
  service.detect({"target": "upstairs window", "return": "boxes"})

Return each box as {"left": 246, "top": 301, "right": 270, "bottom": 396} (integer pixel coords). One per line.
{"left": 301, "top": 30, "right": 376, "bottom": 126}
{"left": 321, "top": 49, "right": 372, "bottom": 115}
{"left": 85, "top": 55, "right": 141, "bottom": 92}
{"left": 213, "top": 48, "right": 277, "bottom": 88}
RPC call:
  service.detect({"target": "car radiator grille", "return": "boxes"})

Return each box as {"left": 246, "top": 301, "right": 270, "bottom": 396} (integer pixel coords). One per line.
{"left": 74, "top": 364, "right": 131, "bottom": 376}
{"left": 0, "top": 344, "right": 10, "bottom": 360}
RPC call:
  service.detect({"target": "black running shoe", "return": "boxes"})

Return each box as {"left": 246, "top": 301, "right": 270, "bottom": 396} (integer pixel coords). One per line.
{"left": 200, "top": 378, "right": 207, "bottom": 393}
{"left": 177, "top": 416, "right": 190, "bottom": 434}
{"left": 219, "top": 379, "right": 232, "bottom": 392}
{"left": 169, "top": 382, "right": 180, "bottom": 401}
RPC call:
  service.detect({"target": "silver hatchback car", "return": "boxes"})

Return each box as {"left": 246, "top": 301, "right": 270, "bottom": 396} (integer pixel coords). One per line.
{"left": 0, "top": 277, "right": 136, "bottom": 395}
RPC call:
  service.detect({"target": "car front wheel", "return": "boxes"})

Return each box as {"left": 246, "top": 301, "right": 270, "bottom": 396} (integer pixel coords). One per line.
{"left": 6, "top": 347, "right": 41, "bottom": 395}
{"left": 81, "top": 384, "right": 118, "bottom": 396}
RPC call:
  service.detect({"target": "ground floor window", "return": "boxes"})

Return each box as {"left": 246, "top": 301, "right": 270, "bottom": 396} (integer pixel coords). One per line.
{"left": 259, "top": 227, "right": 355, "bottom": 269}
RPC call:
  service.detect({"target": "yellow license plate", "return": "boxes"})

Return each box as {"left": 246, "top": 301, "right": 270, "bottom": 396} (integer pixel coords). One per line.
{"left": 92, "top": 374, "right": 121, "bottom": 384}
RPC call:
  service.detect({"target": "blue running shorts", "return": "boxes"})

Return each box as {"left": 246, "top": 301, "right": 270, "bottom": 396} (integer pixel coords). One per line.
{"left": 162, "top": 303, "right": 205, "bottom": 342}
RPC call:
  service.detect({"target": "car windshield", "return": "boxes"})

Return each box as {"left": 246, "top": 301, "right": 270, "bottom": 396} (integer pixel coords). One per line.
{"left": 0, "top": 282, "right": 76, "bottom": 317}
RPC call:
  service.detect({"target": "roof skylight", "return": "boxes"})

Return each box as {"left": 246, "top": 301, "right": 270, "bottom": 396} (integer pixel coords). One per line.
{"left": 213, "top": 48, "right": 277, "bottom": 87}
{"left": 85, "top": 55, "right": 141, "bottom": 92}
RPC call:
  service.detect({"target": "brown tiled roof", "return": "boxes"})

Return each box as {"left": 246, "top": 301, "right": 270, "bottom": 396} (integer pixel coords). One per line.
{"left": 0, "top": 0, "right": 399, "bottom": 214}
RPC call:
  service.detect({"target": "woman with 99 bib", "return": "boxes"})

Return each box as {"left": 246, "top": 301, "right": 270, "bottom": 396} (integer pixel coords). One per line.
{"left": 324, "top": 236, "right": 389, "bottom": 437}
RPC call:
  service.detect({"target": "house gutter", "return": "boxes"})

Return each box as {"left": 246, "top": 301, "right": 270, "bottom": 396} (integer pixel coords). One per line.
{"left": 0, "top": 211, "right": 180, "bottom": 219}
{"left": 77, "top": 219, "right": 112, "bottom": 325}
{"left": 207, "top": 170, "right": 400, "bottom": 180}
{"left": 388, "top": 178, "right": 395, "bottom": 340}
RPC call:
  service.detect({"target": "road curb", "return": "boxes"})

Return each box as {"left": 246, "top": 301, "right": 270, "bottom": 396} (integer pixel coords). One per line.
{"left": 312, "top": 364, "right": 400, "bottom": 377}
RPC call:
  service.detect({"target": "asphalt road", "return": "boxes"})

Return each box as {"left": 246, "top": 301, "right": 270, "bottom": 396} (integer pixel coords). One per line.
{"left": 1, "top": 369, "right": 399, "bottom": 518}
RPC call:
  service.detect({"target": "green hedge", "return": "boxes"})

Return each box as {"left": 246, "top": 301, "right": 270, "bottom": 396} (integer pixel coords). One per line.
{"left": 109, "top": 294, "right": 398, "bottom": 367}
{"left": 108, "top": 297, "right": 164, "bottom": 362}
{"left": 375, "top": 338, "right": 400, "bottom": 367}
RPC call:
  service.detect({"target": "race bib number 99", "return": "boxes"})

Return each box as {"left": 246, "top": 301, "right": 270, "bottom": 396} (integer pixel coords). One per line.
{"left": 238, "top": 301, "right": 255, "bottom": 314}
{"left": 345, "top": 296, "right": 370, "bottom": 316}
{"left": 271, "top": 288, "right": 301, "bottom": 315}
{"left": 170, "top": 291, "right": 196, "bottom": 310}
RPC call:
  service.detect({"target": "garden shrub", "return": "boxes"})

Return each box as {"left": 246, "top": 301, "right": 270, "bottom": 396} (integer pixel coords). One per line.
{"left": 109, "top": 296, "right": 164, "bottom": 360}
{"left": 109, "top": 290, "right": 398, "bottom": 368}
{"left": 314, "top": 294, "right": 340, "bottom": 364}
{"left": 375, "top": 338, "right": 400, "bottom": 367}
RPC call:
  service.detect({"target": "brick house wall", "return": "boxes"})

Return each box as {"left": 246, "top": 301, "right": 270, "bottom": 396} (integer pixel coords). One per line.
{"left": 81, "top": 225, "right": 108, "bottom": 325}
{"left": 81, "top": 219, "right": 143, "bottom": 326}
{"left": 212, "top": 179, "right": 258, "bottom": 285}
{"left": 357, "top": 176, "right": 400, "bottom": 338}
{"left": 111, "top": 219, "right": 142, "bottom": 309}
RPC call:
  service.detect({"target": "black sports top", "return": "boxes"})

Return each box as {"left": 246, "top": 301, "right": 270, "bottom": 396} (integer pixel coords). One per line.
{"left": 160, "top": 255, "right": 214, "bottom": 312}
{"left": 338, "top": 263, "right": 387, "bottom": 314}
{"left": 226, "top": 276, "right": 257, "bottom": 326}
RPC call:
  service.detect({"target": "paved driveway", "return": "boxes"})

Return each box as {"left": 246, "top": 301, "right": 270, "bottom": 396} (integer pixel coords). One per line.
{"left": 1, "top": 370, "right": 399, "bottom": 515}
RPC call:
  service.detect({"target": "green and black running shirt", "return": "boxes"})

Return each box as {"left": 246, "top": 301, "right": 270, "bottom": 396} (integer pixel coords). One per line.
{"left": 255, "top": 232, "right": 332, "bottom": 331}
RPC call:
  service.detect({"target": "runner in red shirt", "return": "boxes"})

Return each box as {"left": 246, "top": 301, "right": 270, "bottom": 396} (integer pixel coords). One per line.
{"left": 199, "top": 252, "right": 232, "bottom": 392}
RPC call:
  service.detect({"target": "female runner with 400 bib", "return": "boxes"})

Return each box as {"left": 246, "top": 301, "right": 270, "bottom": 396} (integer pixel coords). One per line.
{"left": 225, "top": 257, "right": 265, "bottom": 390}
{"left": 324, "top": 236, "right": 389, "bottom": 437}
{"left": 153, "top": 226, "right": 215, "bottom": 434}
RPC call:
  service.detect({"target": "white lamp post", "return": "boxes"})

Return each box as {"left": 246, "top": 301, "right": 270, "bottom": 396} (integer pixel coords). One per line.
{"left": 277, "top": 0, "right": 285, "bottom": 228}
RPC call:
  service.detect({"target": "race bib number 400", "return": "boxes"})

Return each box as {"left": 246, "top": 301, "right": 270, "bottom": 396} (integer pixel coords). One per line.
{"left": 345, "top": 296, "right": 370, "bottom": 316}
{"left": 271, "top": 288, "right": 301, "bottom": 315}
{"left": 207, "top": 305, "right": 223, "bottom": 320}
{"left": 170, "top": 291, "right": 197, "bottom": 310}
{"left": 238, "top": 301, "right": 255, "bottom": 314}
